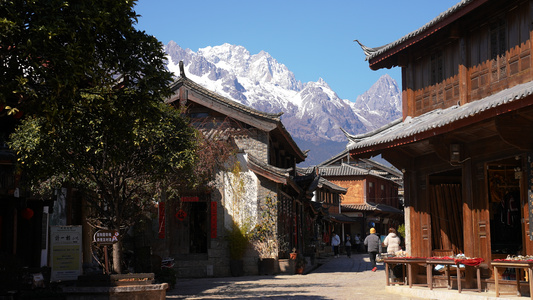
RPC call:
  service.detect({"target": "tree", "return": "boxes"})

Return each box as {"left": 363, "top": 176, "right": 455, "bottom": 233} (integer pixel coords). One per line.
{"left": 3, "top": 1, "right": 198, "bottom": 273}
{"left": 1, "top": 0, "right": 170, "bottom": 120}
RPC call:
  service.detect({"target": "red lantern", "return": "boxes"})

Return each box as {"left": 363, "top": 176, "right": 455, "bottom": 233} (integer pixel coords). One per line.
{"left": 13, "top": 110, "right": 23, "bottom": 119}
{"left": 21, "top": 208, "right": 34, "bottom": 220}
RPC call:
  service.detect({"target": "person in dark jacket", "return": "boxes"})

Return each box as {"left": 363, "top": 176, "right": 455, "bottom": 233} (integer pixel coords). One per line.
{"left": 364, "top": 228, "right": 381, "bottom": 272}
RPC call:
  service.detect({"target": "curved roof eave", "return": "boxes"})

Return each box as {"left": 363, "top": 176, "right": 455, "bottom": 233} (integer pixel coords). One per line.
{"left": 356, "top": 0, "right": 487, "bottom": 70}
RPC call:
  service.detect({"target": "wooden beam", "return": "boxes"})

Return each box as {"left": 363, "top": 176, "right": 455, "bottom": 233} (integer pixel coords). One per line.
{"left": 429, "top": 137, "right": 450, "bottom": 163}
{"left": 382, "top": 148, "right": 413, "bottom": 171}
{"left": 495, "top": 113, "right": 533, "bottom": 151}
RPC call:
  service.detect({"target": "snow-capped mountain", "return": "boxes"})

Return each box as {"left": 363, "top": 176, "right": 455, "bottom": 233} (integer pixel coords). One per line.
{"left": 165, "top": 41, "right": 402, "bottom": 165}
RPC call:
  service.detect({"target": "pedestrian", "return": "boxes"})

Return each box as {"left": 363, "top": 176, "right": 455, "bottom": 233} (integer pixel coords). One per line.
{"left": 354, "top": 234, "right": 361, "bottom": 252}
{"left": 345, "top": 234, "right": 352, "bottom": 258}
{"left": 364, "top": 228, "right": 381, "bottom": 272}
{"left": 331, "top": 232, "right": 341, "bottom": 258}
{"left": 383, "top": 227, "right": 402, "bottom": 255}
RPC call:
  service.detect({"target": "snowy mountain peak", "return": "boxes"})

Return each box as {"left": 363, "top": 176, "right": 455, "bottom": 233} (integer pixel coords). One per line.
{"left": 164, "top": 42, "right": 401, "bottom": 165}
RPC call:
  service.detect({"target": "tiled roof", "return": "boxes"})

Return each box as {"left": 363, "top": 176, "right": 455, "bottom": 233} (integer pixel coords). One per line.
{"left": 327, "top": 213, "right": 357, "bottom": 223}
{"left": 357, "top": 0, "right": 475, "bottom": 62}
{"left": 169, "top": 72, "right": 306, "bottom": 162}
{"left": 318, "top": 163, "right": 389, "bottom": 181}
{"left": 346, "top": 80, "right": 533, "bottom": 152}
{"left": 317, "top": 177, "right": 347, "bottom": 194}
{"left": 169, "top": 76, "right": 283, "bottom": 122}
{"left": 295, "top": 167, "right": 347, "bottom": 193}
{"left": 246, "top": 153, "right": 292, "bottom": 185}
{"left": 342, "top": 202, "right": 403, "bottom": 214}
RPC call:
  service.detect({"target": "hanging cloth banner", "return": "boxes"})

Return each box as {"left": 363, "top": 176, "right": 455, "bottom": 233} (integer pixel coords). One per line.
{"left": 158, "top": 202, "right": 165, "bottom": 239}
{"left": 526, "top": 153, "right": 533, "bottom": 241}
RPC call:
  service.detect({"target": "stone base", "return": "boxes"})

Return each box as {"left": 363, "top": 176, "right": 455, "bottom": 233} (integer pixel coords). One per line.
{"left": 62, "top": 283, "right": 168, "bottom": 300}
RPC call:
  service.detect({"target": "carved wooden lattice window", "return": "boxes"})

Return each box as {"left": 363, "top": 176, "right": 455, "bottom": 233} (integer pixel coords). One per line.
{"left": 490, "top": 18, "right": 507, "bottom": 60}
{"left": 490, "top": 18, "right": 507, "bottom": 80}
{"left": 430, "top": 50, "right": 444, "bottom": 85}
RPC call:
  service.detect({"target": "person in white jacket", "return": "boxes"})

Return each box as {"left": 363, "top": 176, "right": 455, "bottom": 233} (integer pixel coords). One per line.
{"left": 383, "top": 227, "right": 402, "bottom": 255}
{"left": 331, "top": 232, "right": 341, "bottom": 258}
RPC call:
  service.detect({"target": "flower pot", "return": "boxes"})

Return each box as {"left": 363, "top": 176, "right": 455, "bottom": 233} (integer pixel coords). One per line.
{"left": 230, "top": 259, "right": 244, "bottom": 277}
{"left": 278, "top": 259, "right": 294, "bottom": 274}
{"left": 258, "top": 258, "right": 276, "bottom": 275}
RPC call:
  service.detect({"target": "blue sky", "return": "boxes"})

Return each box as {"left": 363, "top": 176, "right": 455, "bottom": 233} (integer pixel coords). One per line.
{"left": 135, "top": 0, "right": 460, "bottom": 102}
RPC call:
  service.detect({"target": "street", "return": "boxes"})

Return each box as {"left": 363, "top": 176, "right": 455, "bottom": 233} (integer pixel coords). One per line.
{"left": 166, "top": 253, "right": 420, "bottom": 300}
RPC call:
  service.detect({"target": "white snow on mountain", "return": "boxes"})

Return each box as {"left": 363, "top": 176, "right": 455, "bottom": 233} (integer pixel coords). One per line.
{"left": 164, "top": 41, "right": 402, "bottom": 165}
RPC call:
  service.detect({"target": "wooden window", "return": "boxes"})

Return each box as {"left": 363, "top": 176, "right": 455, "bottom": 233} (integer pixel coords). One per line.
{"left": 490, "top": 18, "right": 507, "bottom": 60}
{"left": 430, "top": 50, "right": 444, "bottom": 85}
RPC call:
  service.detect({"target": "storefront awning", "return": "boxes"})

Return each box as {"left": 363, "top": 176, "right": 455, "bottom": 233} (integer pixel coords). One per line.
{"left": 326, "top": 213, "right": 358, "bottom": 223}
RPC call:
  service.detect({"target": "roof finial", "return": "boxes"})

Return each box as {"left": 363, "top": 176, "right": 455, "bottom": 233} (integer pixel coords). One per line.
{"left": 179, "top": 61, "right": 186, "bottom": 78}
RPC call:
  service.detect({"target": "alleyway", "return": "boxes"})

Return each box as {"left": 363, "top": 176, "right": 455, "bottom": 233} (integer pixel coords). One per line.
{"left": 165, "top": 253, "right": 418, "bottom": 300}
{"left": 166, "top": 253, "right": 522, "bottom": 300}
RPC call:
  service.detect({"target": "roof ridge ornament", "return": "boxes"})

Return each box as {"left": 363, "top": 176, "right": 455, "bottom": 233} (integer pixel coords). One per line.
{"left": 179, "top": 60, "right": 186, "bottom": 78}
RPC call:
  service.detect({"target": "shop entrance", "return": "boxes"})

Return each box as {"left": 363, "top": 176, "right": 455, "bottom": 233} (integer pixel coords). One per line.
{"left": 487, "top": 158, "right": 522, "bottom": 256}
{"left": 428, "top": 169, "right": 464, "bottom": 255}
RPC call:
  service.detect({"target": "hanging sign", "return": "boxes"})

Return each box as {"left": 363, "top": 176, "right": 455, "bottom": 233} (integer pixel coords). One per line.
{"left": 93, "top": 229, "right": 119, "bottom": 245}
{"left": 175, "top": 209, "right": 187, "bottom": 221}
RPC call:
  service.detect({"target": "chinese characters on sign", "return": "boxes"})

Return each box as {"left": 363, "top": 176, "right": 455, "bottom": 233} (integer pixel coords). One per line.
{"left": 93, "top": 229, "right": 119, "bottom": 245}
{"left": 50, "top": 226, "right": 82, "bottom": 282}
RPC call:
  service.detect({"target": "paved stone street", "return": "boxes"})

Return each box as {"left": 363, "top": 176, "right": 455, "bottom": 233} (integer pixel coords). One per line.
{"left": 165, "top": 253, "right": 420, "bottom": 300}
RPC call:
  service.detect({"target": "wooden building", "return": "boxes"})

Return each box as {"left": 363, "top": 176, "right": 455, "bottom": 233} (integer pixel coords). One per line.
{"left": 351, "top": 0, "right": 533, "bottom": 286}
{"left": 317, "top": 152, "right": 403, "bottom": 241}
{"left": 156, "top": 64, "right": 321, "bottom": 277}
{"left": 297, "top": 167, "right": 348, "bottom": 256}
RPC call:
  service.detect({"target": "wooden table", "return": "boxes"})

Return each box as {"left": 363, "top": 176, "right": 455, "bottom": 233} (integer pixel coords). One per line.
{"left": 426, "top": 258, "right": 481, "bottom": 293}
{"left": 384, "top": 258, "right": 427, "bottom": 288}
{"left": 491, "top": 260, "right": 533, "bottom": 298}
{"left": 383, "top": 257, "right": 407, "bottom": 286}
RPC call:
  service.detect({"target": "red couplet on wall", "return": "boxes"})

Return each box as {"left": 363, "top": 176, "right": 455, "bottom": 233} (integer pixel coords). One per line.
{"left": 210, "top": 202, "right": 217, "bottom": 238}
{"left": 158, "top": 202, "right": 165, "bottom": 239}
{"left": 182, "top": 196, "right": 199, "bottom": 202}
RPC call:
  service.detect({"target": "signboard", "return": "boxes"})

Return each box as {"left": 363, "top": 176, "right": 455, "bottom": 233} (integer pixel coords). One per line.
{"left": 50, "top": 226, "right": 82, "bottom": 282}
{"left": 93, "top": 229, "right": 119, "bottom": 245}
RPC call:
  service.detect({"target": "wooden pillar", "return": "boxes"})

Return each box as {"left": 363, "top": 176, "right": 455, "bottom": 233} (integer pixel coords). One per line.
{"left": 462, "top": 159, "right": 474, "bottom": 257}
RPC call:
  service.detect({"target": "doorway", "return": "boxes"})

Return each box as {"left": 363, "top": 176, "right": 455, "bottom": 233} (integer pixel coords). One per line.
{"left": 428, "top": 169, "right": 464, "bottom": 255}
{"left": 487, "top": 159, "right": 522, "bottom": 255}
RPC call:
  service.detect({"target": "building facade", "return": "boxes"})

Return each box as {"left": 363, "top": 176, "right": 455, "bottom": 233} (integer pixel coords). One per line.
{"left": 350, "top": 0, "right": 533, "bottom": 288}
{"left": 152, "top": 65, "right": 317, "bottom": 277}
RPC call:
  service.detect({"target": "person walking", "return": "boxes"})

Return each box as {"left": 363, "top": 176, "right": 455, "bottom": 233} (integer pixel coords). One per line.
{"left": 364, "top": 228, "right": 381, "bottom": 272}
{"left": 345, "top": 234, "right": 352, "bottom": 258}
{"left": 331, "top": 232, "right": 341, "bottom": 258}
{"left": 354, "top": 234, "right": 362, "bottom": 252}
{"left": 383, "top": 227, "right": 402, "bottom": 255}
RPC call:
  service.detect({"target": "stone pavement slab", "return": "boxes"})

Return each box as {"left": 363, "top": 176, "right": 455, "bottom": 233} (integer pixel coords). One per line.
{"left": 166, "top": 253, "right": 520, "bottom": 299}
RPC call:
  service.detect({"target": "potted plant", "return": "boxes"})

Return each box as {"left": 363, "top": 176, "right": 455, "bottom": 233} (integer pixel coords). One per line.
{"left": 226, "top": 222, "right": 249, "bottom": 276}
{"left": 294, "top": 253, "right": 306, "bottom": 274}
{"left": 252, "top": 196, "right": 279, "bottom": 275}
